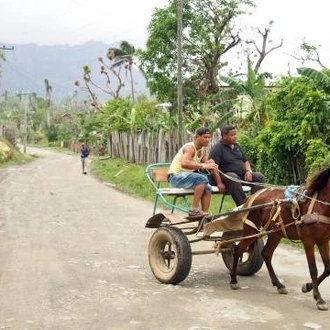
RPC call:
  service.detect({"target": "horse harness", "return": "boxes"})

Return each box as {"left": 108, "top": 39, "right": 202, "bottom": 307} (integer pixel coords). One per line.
{"left": 243, "top": 189, "right": 330, "bottom": 239}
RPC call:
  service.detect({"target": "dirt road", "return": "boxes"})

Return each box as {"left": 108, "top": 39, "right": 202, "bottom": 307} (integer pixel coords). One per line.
{"left": 0, "top": 147, "right": 328, "bottom": 330}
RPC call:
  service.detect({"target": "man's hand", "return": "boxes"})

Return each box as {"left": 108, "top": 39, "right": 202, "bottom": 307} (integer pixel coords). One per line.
{"left": 217, "top": 182, "right": 227, "bottom": 193}
{"left": 204, "top": 162, "right": 218, "bottom": 171}
{"left": 244, "top": 171, "right": 253, "bottom": 182}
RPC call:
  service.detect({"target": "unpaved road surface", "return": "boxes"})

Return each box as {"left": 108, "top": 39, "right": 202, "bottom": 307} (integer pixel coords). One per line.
{"left": 0, "top": 147, "right": 329, "bottom": 330}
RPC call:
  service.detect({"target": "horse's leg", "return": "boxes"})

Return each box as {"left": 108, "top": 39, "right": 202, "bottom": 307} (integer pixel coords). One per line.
{"left": 230, "top": 236, "right": 257, "bottom": 290}
{"left": 262, "top": 234, "right": 288, "bottom": 294}
{"left": 302, "top": 242, "right": 329, "bottom": 311}
{"left": 302, "top": 242, "right": 330, "bottom": 292}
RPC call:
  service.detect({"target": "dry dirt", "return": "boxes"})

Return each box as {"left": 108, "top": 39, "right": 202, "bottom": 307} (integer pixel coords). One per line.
{"left": 0, "top": 146, "right": 329, "bottom": 330}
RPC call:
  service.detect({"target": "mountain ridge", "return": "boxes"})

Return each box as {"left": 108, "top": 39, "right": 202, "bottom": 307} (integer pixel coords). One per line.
{"left": 0, "top": 41, "right": 148, "bottom": 104}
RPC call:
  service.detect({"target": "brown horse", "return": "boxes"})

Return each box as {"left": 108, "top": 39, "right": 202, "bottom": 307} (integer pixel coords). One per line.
{"left": 230, "top": 167, "right": 330, "bottom": 311}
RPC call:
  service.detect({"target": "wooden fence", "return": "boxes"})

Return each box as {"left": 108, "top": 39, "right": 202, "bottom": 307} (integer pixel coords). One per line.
{"left": 107, "top": 129, "right": 220, "bottom": 164}
{"left": 69, "top": 129, "right": 221, "bottom": 165}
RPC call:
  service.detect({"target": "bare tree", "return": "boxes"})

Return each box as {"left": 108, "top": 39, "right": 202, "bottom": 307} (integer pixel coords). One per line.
{"left": 245, "top": 22, "right": 283, "bottom": 74}
{"left": 291, "top": 41, "right": 327, "bottom": 69}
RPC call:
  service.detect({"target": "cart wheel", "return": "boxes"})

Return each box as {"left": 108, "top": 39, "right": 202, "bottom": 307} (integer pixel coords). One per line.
{"left": 221, "top": 232, "right": 264, "bottom": 276}
{"left": 148, "top": 226, "right": 192, "bottom": 284}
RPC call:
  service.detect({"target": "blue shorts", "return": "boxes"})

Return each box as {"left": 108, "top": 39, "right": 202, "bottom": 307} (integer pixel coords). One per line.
{"left": 169, "top": 172, "right": 212, "bottom": 193}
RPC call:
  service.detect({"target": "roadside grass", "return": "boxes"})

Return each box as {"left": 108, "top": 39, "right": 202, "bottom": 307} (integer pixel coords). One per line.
{"left": 0, "top": 143, "right": 34, "bottom": 169}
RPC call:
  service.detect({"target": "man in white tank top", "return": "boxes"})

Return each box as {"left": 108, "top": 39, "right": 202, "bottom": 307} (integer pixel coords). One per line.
{"left": 168, "top": 127, "right": 222, "bottom": 216}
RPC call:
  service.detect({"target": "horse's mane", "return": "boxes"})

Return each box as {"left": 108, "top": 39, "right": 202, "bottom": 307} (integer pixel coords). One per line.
{"left": 305, "top": 167, "right": 330, "bottom": 194}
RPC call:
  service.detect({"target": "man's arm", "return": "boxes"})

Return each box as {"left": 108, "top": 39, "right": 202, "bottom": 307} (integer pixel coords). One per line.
{"left": 181, "top": 145, "right": 218, "bottom": 172}
{"left": 181, "top": 145, "right": 204, "bottom": 170}
{"left": 244, "top": 160, "right": 253, "bottom": 181}
{"left": 207, "top": 157, "right": 226, "bottom": 192}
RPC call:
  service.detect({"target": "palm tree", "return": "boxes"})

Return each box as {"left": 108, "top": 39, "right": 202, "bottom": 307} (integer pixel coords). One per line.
{"left": 107, "top": 41, "right": 136, "bottom": 105}
{"left": 44, "top": 79, "right": 52, "bottom": 126}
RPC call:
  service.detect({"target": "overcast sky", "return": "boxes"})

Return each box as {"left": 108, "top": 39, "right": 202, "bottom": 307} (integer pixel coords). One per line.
{"left": 1, "top": 0, "right": 329, "bottom": 74}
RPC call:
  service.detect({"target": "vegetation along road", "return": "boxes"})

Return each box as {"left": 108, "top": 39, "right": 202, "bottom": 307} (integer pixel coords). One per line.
{"left": 0, "top": 146, "right": 329, "bottom": 330}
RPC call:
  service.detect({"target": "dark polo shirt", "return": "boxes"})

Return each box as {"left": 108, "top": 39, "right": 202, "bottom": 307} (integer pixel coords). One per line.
{"left": 209, "top": 141, "right": 247, "bottom": 176}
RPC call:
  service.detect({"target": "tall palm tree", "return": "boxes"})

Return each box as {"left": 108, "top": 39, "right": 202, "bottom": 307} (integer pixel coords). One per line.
{"left": 107, "top": 41, "right": 136, "bottom": 105}
{"left": 44, "top": 79, "right": 52, "bottom": 126}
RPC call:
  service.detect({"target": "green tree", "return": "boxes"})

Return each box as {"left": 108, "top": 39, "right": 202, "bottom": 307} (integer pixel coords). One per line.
{"left": 252, "top": 71, "right": 330, "bottom": 185}
{"left": 138, "top": 0, "right": 254, "bottom": 112}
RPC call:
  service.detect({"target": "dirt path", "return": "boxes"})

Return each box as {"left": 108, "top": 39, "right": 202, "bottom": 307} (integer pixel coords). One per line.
{"left": 0, "top": 147, "right": 328, "bottom": 330}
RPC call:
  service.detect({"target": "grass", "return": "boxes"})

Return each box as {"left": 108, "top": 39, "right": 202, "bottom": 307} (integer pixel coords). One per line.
{"left": 90, "top": 156, "right": 235, "bottom": 214}
{"left": 0, "top": 143, "right": 35, "bottom": 169}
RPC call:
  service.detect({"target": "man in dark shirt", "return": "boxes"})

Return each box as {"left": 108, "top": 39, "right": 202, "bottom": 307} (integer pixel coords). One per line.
{"left": 208, "top": 125, "right": 265, "bottom": 206}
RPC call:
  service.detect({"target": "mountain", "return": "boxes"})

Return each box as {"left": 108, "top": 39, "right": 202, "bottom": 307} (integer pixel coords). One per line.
{"left": 0, "top": 41, "right": 148, "bottom": 104}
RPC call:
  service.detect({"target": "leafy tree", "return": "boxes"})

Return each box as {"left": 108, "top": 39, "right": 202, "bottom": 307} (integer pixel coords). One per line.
{"left": 251, "top": 71, "right": 330, "bottom": 185}
{"left": 138, "top": 0, "right": 254, "bottom": 112}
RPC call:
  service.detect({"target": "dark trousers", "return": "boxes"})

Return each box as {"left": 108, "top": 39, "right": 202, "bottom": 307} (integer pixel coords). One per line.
{"left": 208, "top": 171, "right": 265, "bottom": 206}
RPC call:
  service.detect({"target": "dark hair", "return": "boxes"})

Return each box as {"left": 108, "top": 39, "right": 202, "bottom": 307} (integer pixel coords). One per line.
{"left": 196, "top": 127, "right": 211, "bottom": 136}
{"left": 220, "top": 124, "right": 236, "bottom": 137}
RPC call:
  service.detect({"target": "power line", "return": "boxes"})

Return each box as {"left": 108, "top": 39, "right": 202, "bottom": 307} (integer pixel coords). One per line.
{"left": 1, "top": 45, "right": 14, "bottom": 51}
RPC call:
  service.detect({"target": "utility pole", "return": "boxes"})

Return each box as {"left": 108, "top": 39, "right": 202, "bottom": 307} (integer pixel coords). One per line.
{"left": 17, "top": 92, "right": 33, "bottom": 153}
{"left": 177, "top": 0, "right": 183, "bottom": 146}
{"left": 0, "top": 45, "right": 14, "bottom": 138}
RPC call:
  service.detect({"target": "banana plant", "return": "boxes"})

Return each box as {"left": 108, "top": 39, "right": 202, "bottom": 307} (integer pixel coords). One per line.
{"left": 297, "top": 67, "right": 330, "bottom": 86}
{"left": 217, "top": 57, "right": 269, "bottom": 131}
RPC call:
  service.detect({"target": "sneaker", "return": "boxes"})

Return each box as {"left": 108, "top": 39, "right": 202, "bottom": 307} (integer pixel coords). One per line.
{"left": 233, "top": 204, "right": 243, "bottom": 211}
{"left": 83, "top": 172, "right": 87, "bottom": 175}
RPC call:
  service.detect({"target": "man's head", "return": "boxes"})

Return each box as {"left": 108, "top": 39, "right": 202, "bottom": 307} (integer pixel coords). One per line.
{"left": 220, "top": 124, "right": 237, "bottom": 145}
{"left": 195, "top": 127, "right": 211, "bottom": 147}
{"left": 196, "top": 127, "right": 211, "bottom": 136}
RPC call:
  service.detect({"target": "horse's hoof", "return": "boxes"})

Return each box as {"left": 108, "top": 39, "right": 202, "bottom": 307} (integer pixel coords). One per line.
{"left": 230, "top": 283, "right": 239, "bottom": 290}
{"left": 277, "top": 287, "right": 288, "bottom": 294}
{"left": 317, "top": 302, "right": 328, "bottom": 311}
{"left": 302, "top": 283, "right": 312, "bottom": 293}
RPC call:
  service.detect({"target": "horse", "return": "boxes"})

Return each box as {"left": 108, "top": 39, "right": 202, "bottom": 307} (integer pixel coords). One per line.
{"left": 229, "top": 166, "right": 330, "bottom": 311}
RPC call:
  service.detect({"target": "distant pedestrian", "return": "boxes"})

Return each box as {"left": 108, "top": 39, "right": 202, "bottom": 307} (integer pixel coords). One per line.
{"left": 80, "top": 143, "right": 89, "bottom": 174}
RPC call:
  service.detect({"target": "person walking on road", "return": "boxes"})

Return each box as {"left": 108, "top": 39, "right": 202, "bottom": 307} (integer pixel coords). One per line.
{"left": 80, "top": 142, "right": 89, "bottom": 174}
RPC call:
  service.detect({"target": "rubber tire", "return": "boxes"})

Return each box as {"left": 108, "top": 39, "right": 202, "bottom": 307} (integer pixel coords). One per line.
{"left": 148, "top": 226, "right": 192, "bottom": 285}
{"left": 221, "top": 231, "right": 264, "bottom": 276}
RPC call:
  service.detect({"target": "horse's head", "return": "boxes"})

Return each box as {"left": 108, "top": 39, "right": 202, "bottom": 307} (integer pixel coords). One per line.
{"left": 306, "top": 167, "right": 330, "bottom": 196}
